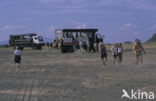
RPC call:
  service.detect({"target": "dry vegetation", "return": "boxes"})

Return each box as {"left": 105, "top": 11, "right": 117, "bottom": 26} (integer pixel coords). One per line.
{"left": 0, "top": 43, "right": 156, "bottom": 101}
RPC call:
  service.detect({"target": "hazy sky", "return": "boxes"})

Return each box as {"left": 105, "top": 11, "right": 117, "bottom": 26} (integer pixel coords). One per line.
{"left": 0, "top": 0, "right": 156, "bottom": 43}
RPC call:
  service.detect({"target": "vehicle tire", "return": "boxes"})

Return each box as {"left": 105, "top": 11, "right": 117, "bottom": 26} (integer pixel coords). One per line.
{"left": 61, "top": 45, "right": 66, "bottom": 53}
{"left": 38, "top": 45, "right": 41, "bottom": 50}
{"left": 21, "top": 47, "right": 24, "bottom": 50}
{"left": 32, "top": 44, "right": 36, "bottom": 50}
{"left": 19, "top": 46, "right": 24, "bottom": 50}
{"left": 69, "top": 45, "right": 74, "bottom": 53}
{"left": 36, "top": 45, "right": 42, "bottom": 50}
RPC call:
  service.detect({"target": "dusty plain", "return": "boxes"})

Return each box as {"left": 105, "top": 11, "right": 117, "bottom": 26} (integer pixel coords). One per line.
{"left": 0, "top": 43, "right": 156, "bottom": 101}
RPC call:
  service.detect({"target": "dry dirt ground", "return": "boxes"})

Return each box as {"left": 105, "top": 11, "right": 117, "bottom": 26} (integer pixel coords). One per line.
{"left": 0, "top": 43, "right": 156, "bottom": 101}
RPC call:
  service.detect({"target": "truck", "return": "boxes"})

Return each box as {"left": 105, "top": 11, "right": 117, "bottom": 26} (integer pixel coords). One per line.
{"left": 9, "top": 33, "right": 45, "bottom": 50}
{"left": 53, "top": 29, "right": 103, "bottom": 53}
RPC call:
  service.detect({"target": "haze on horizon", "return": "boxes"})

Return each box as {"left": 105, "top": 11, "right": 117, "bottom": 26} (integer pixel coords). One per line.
{"left": 0, "top": 0, "right": 156, "bottom": 43}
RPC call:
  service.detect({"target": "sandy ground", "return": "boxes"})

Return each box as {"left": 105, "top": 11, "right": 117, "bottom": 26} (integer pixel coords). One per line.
{"left": 0, "top": 43, "right": 156, "bottom": 101}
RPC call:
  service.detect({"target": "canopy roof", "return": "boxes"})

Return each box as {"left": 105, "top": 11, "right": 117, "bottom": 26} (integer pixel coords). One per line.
{"left": 62, "top": 29, "right": 98, "bottom": 33}
{"left": 10, "top": 33, "right": 37, "bottom": 37}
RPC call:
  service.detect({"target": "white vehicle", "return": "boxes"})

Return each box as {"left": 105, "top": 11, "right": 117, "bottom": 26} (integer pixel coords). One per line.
{"left": 9, "top": 33, "right": 44, "bottom": 50}
{"left": 33, "top": 36, "right": 44, "bottom": 45}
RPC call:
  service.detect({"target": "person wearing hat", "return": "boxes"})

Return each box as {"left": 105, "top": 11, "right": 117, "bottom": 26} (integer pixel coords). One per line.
{"left": 14, "top": 46, "right": 22, "bottom": 69}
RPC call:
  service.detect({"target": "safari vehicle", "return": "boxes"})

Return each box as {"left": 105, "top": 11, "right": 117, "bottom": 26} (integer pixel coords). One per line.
{"left": 9, "top": 33, "right": 44, "bottom": 50}
{"left": 53, "top": 29, "right": 103, "bottom": 53}
{"left": 53, "top": 29, "right": 74, "bottom": 53}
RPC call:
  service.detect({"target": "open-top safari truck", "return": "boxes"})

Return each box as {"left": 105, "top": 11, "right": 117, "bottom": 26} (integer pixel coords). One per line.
{"left": 53, "top": 29, "right": 103, "bottom": 53}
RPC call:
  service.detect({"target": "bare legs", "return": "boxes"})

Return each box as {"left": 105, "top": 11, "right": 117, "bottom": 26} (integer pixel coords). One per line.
{"left": 139, "top": 56, "right": 143, "bottom": 65}
{"left": 136, "top": 55, "right": 143, "bottom": 66}
{"left": 117, "top": 58, "right": 121, "bottom": 67}
{"left": 136, "top": 56, "right": 139, "bottom": 65}
{"left": 15, "top": 63, "right": 22, "bottom": 70}
{"left": 113, "top": 57, "right": 116, "bottom": 65}
{"left": 101, "top": 58, "right": 107, "bottom": 65}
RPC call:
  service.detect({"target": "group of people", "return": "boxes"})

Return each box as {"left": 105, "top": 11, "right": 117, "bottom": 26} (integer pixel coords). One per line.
{"left": 111, "top": 43, "right": 123, "bottom": 66}
{"left": 79, "top": 40, "right": 95, "bottom": 53}
{"left": 14, "top": 39, "right": 146, "bottom": 69}
{"left": 98, "top": 39, "right": 146, "bottom": 66}
{"left": 98, "top": 42, "right": 125, "bottom": 66}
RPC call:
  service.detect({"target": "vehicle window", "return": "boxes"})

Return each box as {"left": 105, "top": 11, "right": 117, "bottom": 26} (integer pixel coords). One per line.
{"left": 38, "top": 36, "right": 43, "bottom": 41}
{"left": 23, "top": 36, "right": 30, "bottom": 39}
{"left": 88, "top": 33, "right": 93, "bottom": 38}
{"left": 97, "top": 34, "right": 102, "bottom": 39}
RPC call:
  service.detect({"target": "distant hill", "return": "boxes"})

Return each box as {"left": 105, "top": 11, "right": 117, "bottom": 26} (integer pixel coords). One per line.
{"left": 147, "top": 33, "right": 156, "bottom": 42}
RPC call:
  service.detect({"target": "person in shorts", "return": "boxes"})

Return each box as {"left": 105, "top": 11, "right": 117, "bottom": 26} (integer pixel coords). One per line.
{"left": 133, "top": 39, "right": 146, "bottom": 66}
{"left": 117, "top": 43, "right": 123, "bottom": 67}
{"left": 99, "top": 43, "right": 107, "bottom": 65}
{"left": 14, "top": 46, "right": 22, "bottom": 69}
{"left": 111, "top": 44, "right": 118, "bottom": 65}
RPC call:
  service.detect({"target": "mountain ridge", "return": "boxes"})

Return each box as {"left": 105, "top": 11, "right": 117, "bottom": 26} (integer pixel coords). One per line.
{"left": 147, "top": 33, "right": 156, "bottom": 42}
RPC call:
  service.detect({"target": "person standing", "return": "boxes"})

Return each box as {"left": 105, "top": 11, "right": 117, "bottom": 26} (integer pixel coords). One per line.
{"left": 50, "top": 42, "right": 53, "bottom": 51}
{"left": 89, "top": 42, "right": 95, "bottom": 53}
{"left": 133, "top": 39, "right": 146, "bottom": 66}
{"left": 94, "top": 43, "right": 98, "bottom": 52}
{"left": 14, "top": 46, "right": 22, "bottom": 70}
{"left": 79, "top": 40, "right": 83, "bottom": 53}
{"left": 117, "top": 43, "right": 123, "bottom": 67}
{"left": 111, "top": 44, "right": 118, "bottom": 65}
{"left": 99, "top": 43, "right": 107, "bottom": 65}
{"left": 86, "top": 40, "right": 90, "bottom": 52}
{"left": 47, "top": 42, "right": 49, "bottom": 49}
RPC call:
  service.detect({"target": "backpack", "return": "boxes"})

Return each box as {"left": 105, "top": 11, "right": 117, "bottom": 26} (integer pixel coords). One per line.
{"left": 101, "top": 47, "right": 107, "bottom": 54}
{"left": 135, "top": 44, "right": 142, "bottom": 55}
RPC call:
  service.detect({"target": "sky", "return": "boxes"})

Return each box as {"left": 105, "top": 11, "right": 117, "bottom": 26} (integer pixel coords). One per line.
{"left": 0, "top": 0, "right": 156, "bottom": 43}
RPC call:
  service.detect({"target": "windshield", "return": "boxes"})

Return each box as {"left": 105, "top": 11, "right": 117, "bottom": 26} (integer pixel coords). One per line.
{"left": 96, "top": 34, "right": 102, "bottom": 39}
{"left": 38, "top": 36, "right": 43, "bottom": 41}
